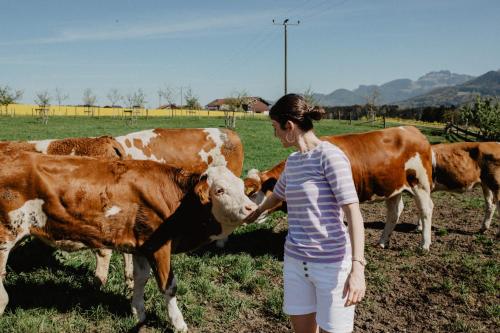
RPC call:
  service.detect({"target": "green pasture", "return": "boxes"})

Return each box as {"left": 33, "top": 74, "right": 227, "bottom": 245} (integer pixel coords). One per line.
{"left": 0, "top": 116, "right": 496, "bottom": 333}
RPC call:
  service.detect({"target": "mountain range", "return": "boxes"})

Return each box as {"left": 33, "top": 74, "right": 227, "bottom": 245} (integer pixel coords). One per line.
{"left": 313, "top": 70, "right": 500, "bottom": 108}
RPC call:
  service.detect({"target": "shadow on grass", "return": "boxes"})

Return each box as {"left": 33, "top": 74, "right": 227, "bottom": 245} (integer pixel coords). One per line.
{"left": 363, "top": 221, "right": 420, "bottom": 233}
{"left": 194, "top": 228, "right": 287, "bottom": 260}
{"left": 5, "top": 239, "right": 131, "bottom": 317}
{"left": 130, "top": 313, "right": 175, "bottom": 333}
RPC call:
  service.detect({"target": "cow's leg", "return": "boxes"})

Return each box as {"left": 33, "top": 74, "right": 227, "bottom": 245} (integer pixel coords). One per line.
{"left": 131, "top": 254, "right": 150, "bottom": 323}
{"left": 123, "top": 253, "right": 134, "bottom": 291}
{"left": 0, "top": 244, "right": 12, "bottom": 315}
{"left": 412, "top": 187, "right": 434, "bottom": 250}
{"left": 94, "top": 249, "right": 112, "bottom": 286}
{"left": 496, "top": 199, "right": 500, "bottom": 237}
{"left": 151, "top": 243, "right": 188, "bottom": 333}
{"left": 480, "top": 185, "right": 496, "bottom": 232}
{"left": 165, "top": 272, "right": 187, "bottom": 333}
{"left": 378, "top": 193, "right": 404, "bottom": 248}
{"left": 215, "top": 237, "right": 228, "bottom": 248}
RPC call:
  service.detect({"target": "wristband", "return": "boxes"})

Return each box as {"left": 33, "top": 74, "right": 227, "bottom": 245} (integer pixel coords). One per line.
{"left": 352, "top": 257, "right": 367, "bottom": 267}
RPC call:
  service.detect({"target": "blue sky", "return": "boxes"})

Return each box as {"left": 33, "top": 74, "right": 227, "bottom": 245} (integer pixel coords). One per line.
{"left": 1, "top": 0, "right": 499, "bottom": 107}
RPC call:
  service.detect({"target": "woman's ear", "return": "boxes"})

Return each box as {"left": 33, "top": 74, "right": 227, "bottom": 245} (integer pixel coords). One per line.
{"left": 285, "top": 120, "right": 294, "bottom": 131}
{"left": 194, "top": 175, "right": 210, "bottom": 205}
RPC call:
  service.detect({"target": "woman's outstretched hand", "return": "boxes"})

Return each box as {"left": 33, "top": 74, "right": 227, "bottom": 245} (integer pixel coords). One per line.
{"left": 244, "top": 206, "right": 263, "bottom": 224}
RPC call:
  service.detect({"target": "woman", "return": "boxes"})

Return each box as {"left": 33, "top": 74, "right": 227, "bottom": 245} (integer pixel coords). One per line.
{"left": 246, "top": 94, "right": 366, "bottom": 333}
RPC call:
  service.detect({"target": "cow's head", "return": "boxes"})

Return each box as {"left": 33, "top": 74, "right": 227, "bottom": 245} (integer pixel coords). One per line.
{"left": 243, "top": 169, "right": 284, "bottom": 224}
{"left": 244, "top": 169, "right": 267, "bottom": 205}
{"left": 195, "top": 166, "right": 257, "bottom": 228}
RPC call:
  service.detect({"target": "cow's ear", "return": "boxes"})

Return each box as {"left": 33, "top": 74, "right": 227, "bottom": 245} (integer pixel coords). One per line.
{"left": 195, "top": 175, "right": 210, "bottom": 205}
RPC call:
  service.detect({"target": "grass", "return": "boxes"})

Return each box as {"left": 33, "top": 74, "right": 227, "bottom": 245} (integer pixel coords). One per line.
{"left": 0, "top": 115, "right": 497, "bottom": 332}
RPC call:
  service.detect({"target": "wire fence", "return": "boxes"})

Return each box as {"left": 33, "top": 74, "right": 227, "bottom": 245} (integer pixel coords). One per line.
{"left": 0, "top": 104, "right": 269, "bottom": 119}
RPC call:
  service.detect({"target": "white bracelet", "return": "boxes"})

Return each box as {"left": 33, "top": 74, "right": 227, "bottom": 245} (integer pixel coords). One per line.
{"left": 352, "top": 258, "right": 367, "bottom": 267}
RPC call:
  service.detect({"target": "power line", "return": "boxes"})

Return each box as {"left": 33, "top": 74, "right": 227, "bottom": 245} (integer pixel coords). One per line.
{"left": 273, "top": 18, "right": 300, "bottom": 95}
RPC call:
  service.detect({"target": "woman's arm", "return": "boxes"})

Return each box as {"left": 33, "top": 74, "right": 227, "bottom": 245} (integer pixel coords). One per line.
{"left": 342, "top": 202, "right": 366, "bottom": 307}
{"left": 244, "top": 193, "right": 283, "bottom": 224}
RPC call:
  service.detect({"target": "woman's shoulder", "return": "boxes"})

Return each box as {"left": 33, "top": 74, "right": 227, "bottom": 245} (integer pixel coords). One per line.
{"left": 319, "top": 141, "right": 349, "bottom": 159}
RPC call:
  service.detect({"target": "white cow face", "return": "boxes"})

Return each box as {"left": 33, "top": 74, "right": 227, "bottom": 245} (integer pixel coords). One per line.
{"left": 197, "top": 166, "right": 257, "bottom": 227}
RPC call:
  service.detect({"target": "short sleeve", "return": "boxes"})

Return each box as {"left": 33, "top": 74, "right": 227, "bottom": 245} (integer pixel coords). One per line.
{"left": 321, "top": 147, "right": 359, "bottom": 206}
{"left": 272, "top": 164, "right": 287, "bottom": 201}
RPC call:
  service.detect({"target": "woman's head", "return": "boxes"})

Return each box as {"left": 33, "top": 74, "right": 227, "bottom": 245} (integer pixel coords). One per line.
{"left": 269, "top": 93, "right": 325, "bottom": 132}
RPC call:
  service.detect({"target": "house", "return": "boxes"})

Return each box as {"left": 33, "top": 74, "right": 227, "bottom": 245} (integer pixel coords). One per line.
{"left": 205, "top": 97, "right": 270, "bottom": 113}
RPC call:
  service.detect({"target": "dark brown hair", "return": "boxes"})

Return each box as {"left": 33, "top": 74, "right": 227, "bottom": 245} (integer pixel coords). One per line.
{"left": 269, "top": 93, "right": 325, "bottom": 131}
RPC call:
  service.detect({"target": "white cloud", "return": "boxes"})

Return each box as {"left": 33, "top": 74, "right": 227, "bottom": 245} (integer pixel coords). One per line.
{"left": 0, "top": 12, "right": 271, "bottom": 46}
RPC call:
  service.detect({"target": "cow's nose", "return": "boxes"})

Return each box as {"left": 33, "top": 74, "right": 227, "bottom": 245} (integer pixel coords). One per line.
{"left": 244, "top": 203, "right": 258, "bottom": 213}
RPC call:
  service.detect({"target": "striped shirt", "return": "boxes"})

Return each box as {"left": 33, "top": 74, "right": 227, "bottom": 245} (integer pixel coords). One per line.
{"left": 273, "top": 141, "right": 359, "bottom": 263}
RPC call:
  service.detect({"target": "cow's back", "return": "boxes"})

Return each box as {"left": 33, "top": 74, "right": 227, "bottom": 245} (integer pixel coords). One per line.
{"left": 0, "top": 136, "right": 124, "bottom": 159}
{"left": 324, "top": 126, "right": 432, "bottom": 201}
{"left": 115, "top": 128, "right": 244, "bottom": 176}
{"left": 433, "top": 142, "right": 500, "bottom": 191}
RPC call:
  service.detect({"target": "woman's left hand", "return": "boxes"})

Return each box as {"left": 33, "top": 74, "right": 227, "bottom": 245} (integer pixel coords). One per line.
{"left": 343, "top": 264, "right": 366, "bottom": 307}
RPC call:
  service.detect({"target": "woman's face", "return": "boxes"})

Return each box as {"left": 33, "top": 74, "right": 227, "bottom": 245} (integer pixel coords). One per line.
{"left": 271, "top": 120, "right": 294, "bottom": 148}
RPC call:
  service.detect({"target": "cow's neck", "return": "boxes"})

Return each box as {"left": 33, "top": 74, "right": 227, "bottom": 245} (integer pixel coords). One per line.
{"left": 139, "top": 189, "right": 221, "bottom": 255}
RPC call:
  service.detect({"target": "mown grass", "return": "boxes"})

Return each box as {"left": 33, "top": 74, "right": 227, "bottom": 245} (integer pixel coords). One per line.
{"left": 0, "top": 115, "right": 497, "bottom": 332}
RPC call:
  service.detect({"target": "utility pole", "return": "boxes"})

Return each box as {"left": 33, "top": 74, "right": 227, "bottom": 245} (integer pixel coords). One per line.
{"left": 273, "top": 18, "right": 300, "bottom": 95}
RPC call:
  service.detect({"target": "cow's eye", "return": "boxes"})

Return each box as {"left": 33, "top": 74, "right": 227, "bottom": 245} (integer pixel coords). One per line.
{"left": 215, "top": 188, "right": 225, "bottom": 195}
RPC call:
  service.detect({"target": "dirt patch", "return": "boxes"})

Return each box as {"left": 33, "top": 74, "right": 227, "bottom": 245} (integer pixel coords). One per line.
{"left": 231, "top": 188, "right": 498, "bottom": 333}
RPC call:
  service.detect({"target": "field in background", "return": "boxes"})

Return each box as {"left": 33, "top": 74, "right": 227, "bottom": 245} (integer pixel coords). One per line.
{"left": 0, "top": 104, "right": 268, "bottom": 118}
{"left": 0, "top": 116, "right": 497, "bottom": 332}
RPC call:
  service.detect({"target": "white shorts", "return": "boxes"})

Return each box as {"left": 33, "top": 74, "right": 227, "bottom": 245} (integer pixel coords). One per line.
{"left": 283, "top": 255, "right": 355, "bottom": 333}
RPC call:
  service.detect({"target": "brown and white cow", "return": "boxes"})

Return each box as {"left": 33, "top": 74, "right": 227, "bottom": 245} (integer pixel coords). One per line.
{"left": 430, "top": 142, "right": 500, "bottom": 234}
{"left": 1, "top": 128, "right": 245, "bottom": 289}
{"left": 245, "top": 126, "right": 435, "bottom": 249}
{"left": 0, "top": 136, "right": 125, "bottom": 158}
{"left": 0, "top": 151, "right": 256, "bottom": 332}
{"left": 0, "top": 136, "right": 127, "bottom": 287}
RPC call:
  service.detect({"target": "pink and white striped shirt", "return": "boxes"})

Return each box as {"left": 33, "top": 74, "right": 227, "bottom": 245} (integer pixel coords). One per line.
{"left": 273, "top": 141, "right": 358, "bottom": 263}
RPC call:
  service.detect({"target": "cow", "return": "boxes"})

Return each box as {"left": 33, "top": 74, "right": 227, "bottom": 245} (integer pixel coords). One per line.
{"left": 0, "top": 151, "right": 256, "bottom": 332}
{"left": 0, "top": 136, "right": 127, "bottom": 287}
{"left": 113, "top": 128, "right": 244, "bottom": 280}
{"left": 0, "top": 136, "right": 125, "bottom": 158}
{"left": 244, "top": 126, "right": 435, "bottom": 249}
{"left": 430, "top": 142, "right": 500, "bottom": 234}
{"left": 0, "top": 128, "right": 245, "bottom": 289}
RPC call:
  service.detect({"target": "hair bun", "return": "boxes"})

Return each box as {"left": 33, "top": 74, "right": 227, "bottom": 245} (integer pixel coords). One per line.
{"left": 304, "top": 106, "right": 325, "bottom": 121}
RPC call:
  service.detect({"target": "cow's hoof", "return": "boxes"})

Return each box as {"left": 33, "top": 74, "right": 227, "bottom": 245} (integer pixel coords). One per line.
{"left": 215, "top": 239, "right": 227, "bottom": 248}
{"left": 172, "top": 320, "right": 188, "bottom": 333}
{"left": 420, "top": 243, "right": 430, "bottom": 251}
{"left": 92, "top": 276, "right": 106, "bottom": 289}
{"left": 131, "top": 307, "right": 146, "bottom": 323}
{"left": 377, "top": 242, "right": 388, "bottom": 249}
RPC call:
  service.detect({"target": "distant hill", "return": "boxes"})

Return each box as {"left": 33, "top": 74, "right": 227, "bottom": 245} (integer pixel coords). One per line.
{"left": 313, "top": 70, "right": 475, "bottom": 106}
{"left": 398, "top": 70, "right": 500, "bottom": 108}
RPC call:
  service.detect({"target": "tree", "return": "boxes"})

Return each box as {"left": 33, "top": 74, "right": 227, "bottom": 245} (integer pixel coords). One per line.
{"left": 35, "top": 90, "right": 51, "bottom": 107}
{"left": 459, "top": 96, "right": 500, "bottom": 140}
{"left": 124, "top": 89, "right": 147, "bottom": 108}
{"left": 184, "top": 87, "right": 201, "bottom": 109}
{"left": 158, "top": 86, "right": 176, "bottom": 108}
{"left": 106, "top": 88, "right": 122, "bottom": 107}
{"left": 54, "top": 88, "right": 69, "bottom": 107}
{"left": 54, "top": 88, "right": 69, "bottom": 115}
{"left": 82, "top": 88, "right": 97, "bottom": 106}
{"left": 224, "top": 90, "right": 251, "bottom": 129}
{"left": 0, "top": 85, "right": 23, "bottom": 115}
{"left": 302, "top": 86, "right": 318, "bottom": 107}
{"left": 364, "top": 88, "right": 380, "bottom": 122}
{"left": 34, "top": 90, "right": 51, "bottom": 124}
